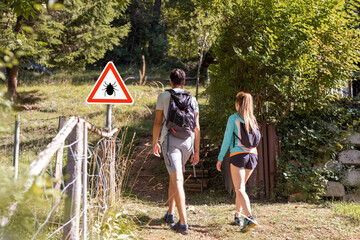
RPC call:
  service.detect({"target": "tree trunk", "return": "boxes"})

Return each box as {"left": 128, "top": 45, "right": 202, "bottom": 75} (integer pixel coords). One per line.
{"left": 148, "top": 0, "right": 162, "bottom": 62}
{"left": 196, "top": 33, "right": 208, "bottom": 99}
{"left": 7, "top": 15, "right": 23, "bottom": 101}
{"left": 7, "top": 66, "right": 19, "bottom": 101}
{"left": 153, "top": 0, "right": 161, "bottom": 19}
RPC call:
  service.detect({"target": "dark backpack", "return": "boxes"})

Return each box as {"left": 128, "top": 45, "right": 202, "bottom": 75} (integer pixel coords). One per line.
{"left": 165, "top": 89, "right": 196, "bottom": 139}
{"left": 233, "top": 121, "right": 261, "bottom": 148}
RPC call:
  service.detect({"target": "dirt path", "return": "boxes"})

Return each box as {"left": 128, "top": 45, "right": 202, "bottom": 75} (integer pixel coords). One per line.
{"left": 122, "top": 199, "right": 360, "bottom": 240}
{"left": 127, "top": 133, "right": 169, "bottom": 203}
{"left": 124, "top": 134, "right": 360, "bottom": 239}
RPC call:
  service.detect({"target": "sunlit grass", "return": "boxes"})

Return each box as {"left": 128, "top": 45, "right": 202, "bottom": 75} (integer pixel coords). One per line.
{"left": 121, "top": 197, "right": 360, "bottom": 240}
{"left": 0, "top": 72, "right": 207, "bottom": 167}
{"left": 330, "top": 201, "right": 360, "bottom": 224}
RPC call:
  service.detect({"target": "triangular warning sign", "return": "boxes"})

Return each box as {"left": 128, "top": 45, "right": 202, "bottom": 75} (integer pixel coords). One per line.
{"left": 86, "top": 62, "right": 134, "bottom": 104}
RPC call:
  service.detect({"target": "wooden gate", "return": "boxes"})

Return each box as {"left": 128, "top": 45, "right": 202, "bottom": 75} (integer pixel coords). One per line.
{"left": 223, "top": 121, "right": 281, "bottom": 200}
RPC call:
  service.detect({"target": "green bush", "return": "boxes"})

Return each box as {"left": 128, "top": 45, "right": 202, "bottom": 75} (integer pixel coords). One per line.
{"left": 204, "top": 0, "right": 360, "bottom": 144}
{"left": 276, "top": 99, "right": 360, "bottom": 200}
{"left": 0, "top": 167, "right": 57, "bottom": 239}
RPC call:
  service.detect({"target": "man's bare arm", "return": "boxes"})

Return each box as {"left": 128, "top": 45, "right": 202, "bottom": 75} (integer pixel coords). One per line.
{"left": 152, "top": 109, "right": 163, "bottom": 156}
{"left": 192, "top": 112, "right": 200, "bottom": 165}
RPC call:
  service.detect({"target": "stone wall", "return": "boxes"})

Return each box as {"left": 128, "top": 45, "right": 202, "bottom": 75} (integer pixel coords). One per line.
{"left": 322, "top": 132, "right": 360, "bottom": 202}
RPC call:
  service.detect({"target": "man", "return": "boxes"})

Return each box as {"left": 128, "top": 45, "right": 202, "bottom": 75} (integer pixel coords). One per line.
{"left": 152, "top": 68, "right": 200, "bottom": 235}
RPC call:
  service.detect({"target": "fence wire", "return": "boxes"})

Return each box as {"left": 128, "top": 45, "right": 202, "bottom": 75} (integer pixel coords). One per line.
{"left": 0, "top": 119, "right": 134, "bottom": 240}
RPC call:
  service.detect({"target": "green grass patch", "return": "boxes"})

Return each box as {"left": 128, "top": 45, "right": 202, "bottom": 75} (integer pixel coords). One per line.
{"left": 120, "top": 198, "right": 360, "bottom": 240}
{"left": 0, "top": 70, "right": 206, "bottom": 166}
{"left": 330, "top": 201, "right": 360, "bottom": 225}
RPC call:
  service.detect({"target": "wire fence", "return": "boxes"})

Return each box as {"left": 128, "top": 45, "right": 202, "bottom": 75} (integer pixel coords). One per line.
{"left": 0, "top": 115, "right": 59, "bottom": 166}
{"left": 0, "top": 116, "right": 135, "bottom": 240}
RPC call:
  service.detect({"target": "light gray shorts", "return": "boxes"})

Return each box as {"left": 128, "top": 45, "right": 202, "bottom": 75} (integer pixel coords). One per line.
{"left": 161, "top": 134, "right": 193, "bottom": 174}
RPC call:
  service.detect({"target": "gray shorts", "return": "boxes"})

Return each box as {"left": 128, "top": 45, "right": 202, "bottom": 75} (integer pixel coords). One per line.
{"left": 161, "top": 134, "right": 193, "bottom": 174}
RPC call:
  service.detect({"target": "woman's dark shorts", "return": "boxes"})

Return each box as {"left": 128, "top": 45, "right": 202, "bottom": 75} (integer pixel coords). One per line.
{"left": 230, "top": 153, "right": 258, "bottom": 170}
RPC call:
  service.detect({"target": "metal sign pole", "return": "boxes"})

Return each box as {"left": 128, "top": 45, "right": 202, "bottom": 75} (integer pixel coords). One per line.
{"left": 106, "top": 104, "right": 112, "bottom": 130}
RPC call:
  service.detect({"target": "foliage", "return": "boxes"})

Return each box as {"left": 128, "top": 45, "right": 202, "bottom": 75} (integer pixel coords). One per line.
{"left": 91, "top": 210, "right": 137, "bottom": 240}
{"left": 0, "top": 92, "right": 12, "bottom": 132}
{"left": 0, "top": 167, "right": 57, "bottom": 239}
{"left": 165, "top": 0, "right": 216, "bottom": 68}
{"left": 104, "top": 0, "right": 217, "bottom": 69}
{"left": 0, "top": 0, "right": 50, "bottom": 66}
{"left": 276, "top": 99, "right": 360, "bottom": 200}
{"left": 0, "top": 0, "right": 130, "bottom": 97}
{"left": 104, "top": 0, "right": 161, "bottom": 65}
{"left": 204, "top": 0, "right": 360, "bottom": 144}
{"left": 330, "top": 201, "right": 360, "bottom": 224}
{"left": 37, "top": 0, "right": 130, "bottom": 71}
{"left": 0, "top": 49, "right": 22, "bottom": 80}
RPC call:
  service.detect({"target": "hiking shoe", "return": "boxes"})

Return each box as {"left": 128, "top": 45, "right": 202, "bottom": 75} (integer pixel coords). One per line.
{"left": 234, "top": 216, "right": 243, "bottom": 226}
{"left": 164, "top": 212, "right": 175, "bottom": 224}
{"left": 241, "top": 216, "right": 257, "bottom": 233}
{"left": 171, "top": 221, "right": 189, "bottom": 235}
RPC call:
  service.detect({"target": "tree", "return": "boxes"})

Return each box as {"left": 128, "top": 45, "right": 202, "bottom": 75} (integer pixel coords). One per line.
{"left": 105, "top": 0, "right": 216, "bottom": 68}
{"left": 205, "top": 0, "right": 360, "bottom": 143}
{"left": 0, "top": 0, "right": 130, "bottom": 100}
{"left": 148, "top": 0, "right": 168, "bottom": 64}
{"left": 165, "top": 0, "right": 216, "bottom": 69}
{"left": 38, "top": 0, "right": 130, "bottom": 71}
{"left": 1, "top": 0, "right": 46, "bottom": 100}
{"left": 105, "top": 0, "right": 168, "bottom": 65}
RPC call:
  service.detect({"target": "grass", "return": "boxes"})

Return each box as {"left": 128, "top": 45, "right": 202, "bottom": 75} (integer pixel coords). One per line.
{"left": 0, "top": 69, "right": 208, "bottom": 239}
{"left": 0, "top": 70, "right": 207, "bottom": 167}
{"left": 3, "top": 69, "right": 360, "bottom": 239}
{"left": 120, "top": 195, "right": 360, "bottom": 240}
{"left": 330, "top": 201, "right": 360, "bottom": 224}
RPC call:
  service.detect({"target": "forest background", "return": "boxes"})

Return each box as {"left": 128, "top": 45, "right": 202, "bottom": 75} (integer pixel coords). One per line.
{"left": 1, "top": 0, "right": 360, "bottom": 239}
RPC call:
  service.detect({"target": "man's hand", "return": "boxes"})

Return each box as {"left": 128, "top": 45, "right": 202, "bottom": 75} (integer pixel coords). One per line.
{"left": 216, "top": 161, "right": 222, "bottom": 172}
{"left": 153, "top": 143, "right": 161, "bottom": 157}
{"left": 191, "top": 153, "right": 200, "bottom": 166}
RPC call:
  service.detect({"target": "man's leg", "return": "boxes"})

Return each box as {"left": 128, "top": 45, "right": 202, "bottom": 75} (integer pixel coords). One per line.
{"left": 169, "top": 170, "right": 187, "bottom": 225}
{"left": 168, "top": 175, "right": 175, "bottom": 214}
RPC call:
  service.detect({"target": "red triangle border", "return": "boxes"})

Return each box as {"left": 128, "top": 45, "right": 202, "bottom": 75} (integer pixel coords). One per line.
{"left": 86, "top": 62, "right": 134, "bottom": 104}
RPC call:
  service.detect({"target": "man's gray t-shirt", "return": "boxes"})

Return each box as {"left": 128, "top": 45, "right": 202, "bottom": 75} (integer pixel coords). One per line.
{"left": 155, "top": 88, "right": 199, "bottom": 144}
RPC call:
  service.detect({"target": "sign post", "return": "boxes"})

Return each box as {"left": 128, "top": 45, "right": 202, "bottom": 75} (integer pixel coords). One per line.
{"left": 106, "top": 104, "right": 112, "bottom": 130}
{"left": 86, "top": 61, "right": 134, "bottom": 206}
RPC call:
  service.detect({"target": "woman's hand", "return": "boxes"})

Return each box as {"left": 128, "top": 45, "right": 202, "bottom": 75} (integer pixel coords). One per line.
{"left": 216, "top": 161, "right": 222, "bottom": 172}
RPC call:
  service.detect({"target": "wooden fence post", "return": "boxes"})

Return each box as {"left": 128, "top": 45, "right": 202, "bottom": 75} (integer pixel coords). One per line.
{"left": 53, "top": 116, "right": 66, "bottom": 207}
{"left": 63, "top": 122, "right": 83, "bottom": 240}
{"left": 13, "top": 114, "right": 20, "bottom": 179}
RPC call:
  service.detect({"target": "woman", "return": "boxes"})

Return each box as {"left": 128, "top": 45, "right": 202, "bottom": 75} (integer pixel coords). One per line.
{"left": 216, "top": 91, "right": 260, "bottom": 233}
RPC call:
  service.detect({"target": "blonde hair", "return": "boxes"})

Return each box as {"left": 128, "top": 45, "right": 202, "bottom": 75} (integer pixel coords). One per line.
{"left": 236, "top": 92, "right": 258, "bottom": 132}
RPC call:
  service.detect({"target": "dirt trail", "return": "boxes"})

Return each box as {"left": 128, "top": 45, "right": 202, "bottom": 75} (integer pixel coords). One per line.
{"left": 127, "top": 133, "right": 168, "bottom": 203}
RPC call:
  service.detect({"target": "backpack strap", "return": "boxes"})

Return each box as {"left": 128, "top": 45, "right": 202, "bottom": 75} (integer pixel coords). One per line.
{"left": 233, "top": 132, "right": 241, "bottom": 148}
{"left": 166, "top": 89, "right": 176, "bottom": 95}
{"left": 166, "top": 89, "right": 191, "bottom": 95}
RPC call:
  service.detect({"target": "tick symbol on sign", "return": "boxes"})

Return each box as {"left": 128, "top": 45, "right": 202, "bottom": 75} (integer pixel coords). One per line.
{"left": 103, "top": 82, "right": 118, "bottom": 97}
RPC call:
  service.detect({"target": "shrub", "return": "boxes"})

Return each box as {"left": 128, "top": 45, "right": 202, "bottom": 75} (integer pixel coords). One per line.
{"left": 276, "top": 99, "right": 360, "bottom": 200}
{"left": 205, "top": 0, "right": 360, "bottom": 144}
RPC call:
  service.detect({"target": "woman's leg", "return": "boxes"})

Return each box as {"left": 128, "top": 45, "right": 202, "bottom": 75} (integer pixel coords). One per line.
{"left": 234, "top": 168, "right": 254, "bottom": 217}
{"left": 231, "top": 164, "right": 253, "bottom": 217}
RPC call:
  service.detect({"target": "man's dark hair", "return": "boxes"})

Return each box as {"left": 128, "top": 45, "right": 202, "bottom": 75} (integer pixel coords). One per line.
{"left": 170, "top": 68, "right": 186, "bottom": 86}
